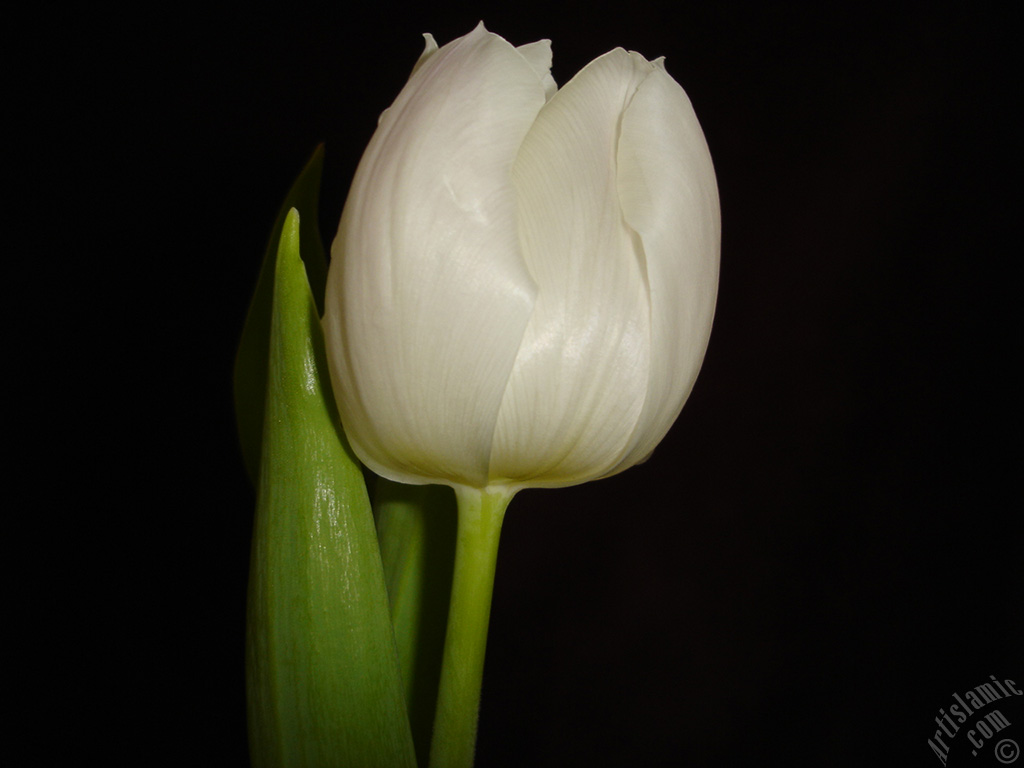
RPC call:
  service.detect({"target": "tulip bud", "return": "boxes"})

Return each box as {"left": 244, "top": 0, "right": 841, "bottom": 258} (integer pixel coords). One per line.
{"left": 323, "top": 22, "right": 719, "bottom": 493}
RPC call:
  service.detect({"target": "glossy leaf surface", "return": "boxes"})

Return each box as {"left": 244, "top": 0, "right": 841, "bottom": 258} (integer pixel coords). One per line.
{"left": 246, "top": 209, "right": 415, "bottom": 768}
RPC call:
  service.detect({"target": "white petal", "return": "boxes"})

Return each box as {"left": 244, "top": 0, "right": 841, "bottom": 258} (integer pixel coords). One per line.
{"left": 489, "top": 49, "right": 656, "bottom": 487}
{"left": 324, "top": 25, "right": 546, "bottom": 488}
{"left": 409, "top": 33, "right": 439, "bottom": 78}
{"left": 378, "top": 34, "right": 439, "bottom": 127}
{"left": 515, "top": 39, "right": 557, "bottom": 100}
{"left": 608, "top": 57, "right": 720, "bottom": 475}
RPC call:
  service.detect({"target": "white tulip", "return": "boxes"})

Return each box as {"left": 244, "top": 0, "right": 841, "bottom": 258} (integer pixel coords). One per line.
{"left": 323, "top": 22, "right": 720, "bottom": 494}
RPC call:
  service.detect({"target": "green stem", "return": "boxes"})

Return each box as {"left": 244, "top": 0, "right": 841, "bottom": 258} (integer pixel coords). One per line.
{"left": 428, "top": 486, "right": 514, "bottom": 768}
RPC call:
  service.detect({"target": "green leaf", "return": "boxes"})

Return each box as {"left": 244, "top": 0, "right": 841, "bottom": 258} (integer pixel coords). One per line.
{"left": 246, "top": 209, "right": 416, "bottom": 768}
{"left": 374, "top": 480, "right": 457, "bottom": 767}
{"left": 234, "top": 146, "right": 328, "bottom": 486}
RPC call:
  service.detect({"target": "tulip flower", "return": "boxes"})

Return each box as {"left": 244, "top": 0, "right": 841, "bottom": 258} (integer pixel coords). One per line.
{"left": 323, "top": 23, "right": 718, "bottom": 494}
{"left": 322, "top": 23, "right": 719, "bottom": 768}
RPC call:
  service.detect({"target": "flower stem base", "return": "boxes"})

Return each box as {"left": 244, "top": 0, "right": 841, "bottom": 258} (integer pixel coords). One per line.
{"left": 428, "top": 486, "right": 514, "bottom": 768}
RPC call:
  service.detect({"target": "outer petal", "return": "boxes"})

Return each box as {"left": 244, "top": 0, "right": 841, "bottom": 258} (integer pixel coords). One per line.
{"left": 514, "top": 39, "right": 557, "bottom": 100}
{"left": 323, "top": 24, "right": 548, "bottom": 488}
{"left": 409, "top": 33, "right": 439, "bottom": 79}
{"left": 608, "top": 58, "right": 720, "bottom": 475}
{"left": 489, "top": 49, "right": 655, "bottom": 488}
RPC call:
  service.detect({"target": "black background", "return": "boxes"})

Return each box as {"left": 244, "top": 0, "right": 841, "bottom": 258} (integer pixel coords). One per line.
{"left": 42, "top": 1, "right": 1019, "bottom": 766}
